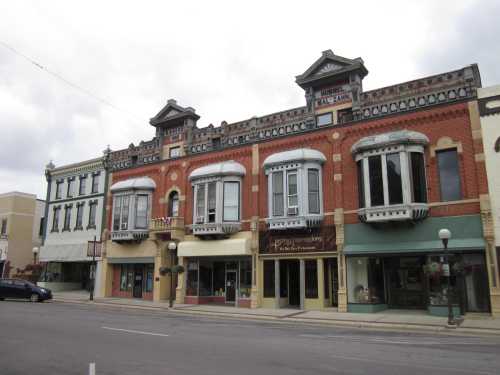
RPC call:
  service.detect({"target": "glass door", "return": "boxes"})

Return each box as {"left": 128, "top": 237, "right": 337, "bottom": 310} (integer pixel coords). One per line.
{"left": 225, "top": 270, "right": 237, "bottom": 303}
{"left": 133, "top": 265, "right": 143, "bottom": 298}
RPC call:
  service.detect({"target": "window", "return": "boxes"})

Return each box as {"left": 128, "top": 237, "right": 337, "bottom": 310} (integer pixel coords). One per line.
{"left": 357, "top": 160, "right": 365, "bottom": 208}
{"left": 88, "top": 201, "right": 97, "bottom": 228}
{"left": 145, "top": 264, "right": 154, "bottom": 292}
{"left": 169, "top": 146, "right": 181, "bottom": 158}
{"left": 55, "top": 181, "right": 63, "bottom": 199}
{"left": 352, "top": 131, "right": 430, "bottom": 222}
{"left": 51, "top": 207, "right": 60, "bottom": 232}
{"left": 113, "top": 195, "right": 131, "bottom": 231}
{"left": 305, "top": 260, "right": 318, "bottom": 299}
{"left": 437, "top": 149, "right": 461, "bottom": 201}
{"left": 308, "top": 169, "right": 320, "bottom": 214}
{"left": 120, "top": 265, "right": 134, "bottom": 291}
{"left": 63, "top": 205, "right": 72, "bottom": 231}
{"left": 316, "top": 112, "right": 333, "bottom": 126}
{"left": 272, "top": 172, "right": 284, "bottom": 217}
{"left": 195, "top": 184, "right": 205, "bottom": 222}
{"left": 186, "top": 260, "right": 199, "bottom": 296}
{"left": 38, "top": 217, "right": 45, "bottom": 237}
{"left": 113, "top": 197, "right": 122, "bottom": 231}
{"left": 67, "top": 178, "right": 74, "bottom": 198}
{"left": 239, "top": 259, "right": 252, "bottom": 298}
{"left": 347, "top": 257, "right": 385, "bottom": 304}
{"left": 223, "top": 182, "right": 239, "bottom": 221}
{"left": 168, "top": 191, "right": 179, "bottom": 217}
{"left": 287, "top": 171, "right": 298, "bottom": 214}
{"left": 91, "top": 173, "right": 99, "bottom": 194}
{"left": 207, "top": 182, "right": 216, "bottom": 223}
{"left": 79, "top": 175, "right": 87, "bottom": 195}
{"left": 1, "top": 218, "right": 7, "bottom": 235}
{"left": 75, "top": 203, "right": 84, "bottom": 230}
{"left": 263, "top": 260, "right": 275, "bottom": 298}
{"left": 135, "top": 195, "right": 149, "bottom": 229}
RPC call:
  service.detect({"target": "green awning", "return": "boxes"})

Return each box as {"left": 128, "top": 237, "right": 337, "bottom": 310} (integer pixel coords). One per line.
{"left": 344, "top": 215, "right": 485, "bottom": 255}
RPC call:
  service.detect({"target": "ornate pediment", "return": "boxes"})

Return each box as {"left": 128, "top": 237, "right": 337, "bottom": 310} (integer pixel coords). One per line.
{"left": 150, "top": 99, "right": 199, "bottom": 127}
{"left": 314, "top": 62, "right": 344, "bottom": 76}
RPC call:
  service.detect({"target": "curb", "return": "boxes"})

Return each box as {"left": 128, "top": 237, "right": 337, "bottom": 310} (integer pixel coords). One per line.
{"left": 51, "top": 298, "right": 500, "bottom": 337}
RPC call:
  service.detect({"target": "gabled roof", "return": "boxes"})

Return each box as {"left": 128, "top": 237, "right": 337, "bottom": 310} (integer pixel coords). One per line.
{"left": 149, "top": 99, "right": 199, "bottom": 127}
{"left": 295, "top": 50, "right": 368, "bottom": 89}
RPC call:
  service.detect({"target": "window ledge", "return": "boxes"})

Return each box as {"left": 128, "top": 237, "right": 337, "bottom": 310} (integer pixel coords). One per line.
{"left": 111, "top": 230, "right": 149, "bottom": 242}
{"left": 266, "top": 214, "right": 324, "bottom": 230}
{"left": 192, "top": 222, "right": 241, "bottom": 236}
{"left": 358, "top": 203, "right": 428, "bottom": 223}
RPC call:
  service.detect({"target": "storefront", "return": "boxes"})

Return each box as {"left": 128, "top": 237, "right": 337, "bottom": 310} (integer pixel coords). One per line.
{"left": 344, "top": 215, "right": 491, "bottom": 315}
{"left": 110, "top": 261, "right": 155, "bottom": 300}
{"left": 183, "top": 257, "right": 252, "bottom": 307}
{"left": 259, "top": 226, "right": 337, "bottom": 310}
{"left": 39, "top": 261, "right": 92, "bottom": 291}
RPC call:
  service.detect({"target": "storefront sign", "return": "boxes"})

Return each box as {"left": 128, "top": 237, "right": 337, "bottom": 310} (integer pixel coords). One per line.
{"left": 315, "top": 86, "right": 351, "bottom": 109}
{"left": 259, "top": 226, "right": 336, "bottom": 254}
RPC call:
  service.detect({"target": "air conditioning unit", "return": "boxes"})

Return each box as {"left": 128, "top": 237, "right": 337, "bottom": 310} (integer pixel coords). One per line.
{"left": 287, "top": 206, "right": 298, "bottom": 216}
{"left": 196, "top": 216, "right": 205, "bottom": 224}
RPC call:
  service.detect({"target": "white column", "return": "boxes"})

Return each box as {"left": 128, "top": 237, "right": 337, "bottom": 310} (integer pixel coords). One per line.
{"left": 300, "top": 259, "right": 305, "bottom": 310}
{"left": 274, "top": 259, "right": 280, "bottom": 309}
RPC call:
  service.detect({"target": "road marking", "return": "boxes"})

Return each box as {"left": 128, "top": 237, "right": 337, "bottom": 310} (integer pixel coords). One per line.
{"left": 102, "top": 326, "right": 169, "bottom": 337}
{"left": 89, "top": 363, "right": 95, "bottom": 375}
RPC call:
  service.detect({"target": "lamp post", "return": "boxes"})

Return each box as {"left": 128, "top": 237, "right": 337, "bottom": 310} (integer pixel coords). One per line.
{"left": 167, "top": 241, "right": 177, "bottom": 308}
{"left": 32, "top": 247, "right": 39, "bottom": 265}
{"left": 438, "top": 228, "right": 455, "bottom": 326}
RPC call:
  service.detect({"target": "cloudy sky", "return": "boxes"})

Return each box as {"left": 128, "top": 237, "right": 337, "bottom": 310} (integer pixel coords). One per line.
{"left": 0, "top": 0, "right": 499, "bottom": 200}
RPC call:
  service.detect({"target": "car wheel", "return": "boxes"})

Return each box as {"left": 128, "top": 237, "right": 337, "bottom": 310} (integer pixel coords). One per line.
{"left": 30, "top": 293, "right": 40, "bottom": 303}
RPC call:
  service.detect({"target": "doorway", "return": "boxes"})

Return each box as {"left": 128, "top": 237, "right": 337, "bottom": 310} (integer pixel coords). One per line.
{"left": 133, "top": 266, "right": 143, "bottom": 298}
{"left": 288, "top": 260, "right": 300, "bottom": 307}
{"left": 385, "top": 257, "right": 426, "bottom": 309}
{"left": 324, "top": 258, "right": 338, "bottom": 307}
{"left": 225, "top": 270, "right": 237, "bottom": 303}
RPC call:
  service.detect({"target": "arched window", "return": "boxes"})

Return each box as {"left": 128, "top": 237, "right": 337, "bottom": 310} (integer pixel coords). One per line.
{"left": 495, "top": 137, "right": 500, "bottom": 153}
{"left": 168, "top": 191, "right": 179, "bottom": 217}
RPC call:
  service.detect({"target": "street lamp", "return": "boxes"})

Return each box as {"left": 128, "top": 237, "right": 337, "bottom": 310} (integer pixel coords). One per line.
{"left": 438, "top": 228, "right": 455, "bottom": 326}
{"left": 167, "top": 241, "right": 177, "bottom": 308}
{"left": 32, "top": 247, "right": 39, "bottom": 264}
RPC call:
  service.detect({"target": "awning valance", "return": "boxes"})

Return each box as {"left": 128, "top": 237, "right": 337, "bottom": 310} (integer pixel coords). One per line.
{"left": 40, "top": 243, "right": 94, "bottom": 262}
{"left": 106, "top": 257, "right": 154, "bottom": 264}
{"left": 343, "top": 215, "right": 485, "bottom": 256}
{"left": 178, "top": 238, "right": 251, "bottom": 257}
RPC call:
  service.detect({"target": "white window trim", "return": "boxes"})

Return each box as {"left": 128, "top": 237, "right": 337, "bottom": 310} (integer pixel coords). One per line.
{"left": 111, "top": 190, "right": 153, "bottom": 234}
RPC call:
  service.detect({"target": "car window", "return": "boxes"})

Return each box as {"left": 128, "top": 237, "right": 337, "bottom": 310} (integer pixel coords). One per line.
{"left": 13, "top": 280, "right": 27, "bottom": 286}
{"left": 0, "top": 279, "right": 13, "bottom": 285}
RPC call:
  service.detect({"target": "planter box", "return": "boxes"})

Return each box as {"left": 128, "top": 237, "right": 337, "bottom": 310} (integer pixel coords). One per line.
{"left": 348, "top": 303, "right": 388, "bottom": 313}
{"left": 427, "top": 305, "right": 461, "bottom": 317}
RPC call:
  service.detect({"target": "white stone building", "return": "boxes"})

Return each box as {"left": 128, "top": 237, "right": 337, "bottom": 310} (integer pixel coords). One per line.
{"left": 39, "top": 156, "right": 107, "bottom": 294}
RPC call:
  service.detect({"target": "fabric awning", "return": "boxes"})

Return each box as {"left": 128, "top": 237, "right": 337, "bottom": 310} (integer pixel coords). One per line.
{"left": 178, "top": 238, "right": 251, "bottom": 257}
{"left": 40, "top": 243, "right": 94, "bottom": 262}
{"left": 343, "top": 215, "right": 485, "bottom": 256}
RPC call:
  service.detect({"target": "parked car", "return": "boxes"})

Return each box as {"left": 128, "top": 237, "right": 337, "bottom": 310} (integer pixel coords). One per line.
{"left": 0, "top": 278, "right": 52, "bottom": 302}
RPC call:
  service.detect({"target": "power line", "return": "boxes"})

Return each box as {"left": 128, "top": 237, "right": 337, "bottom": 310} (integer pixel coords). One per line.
{"left": 0, "top": 40, "right": 144, "bottom": 125}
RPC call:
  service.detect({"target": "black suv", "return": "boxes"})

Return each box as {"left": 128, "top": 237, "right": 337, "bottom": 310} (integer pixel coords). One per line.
{"left": 0, "top": 279, "right": 52, "bottom": 302}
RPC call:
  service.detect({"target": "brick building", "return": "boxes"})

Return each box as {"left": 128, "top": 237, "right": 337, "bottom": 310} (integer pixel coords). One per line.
{"left": 98, "top": 50, "right": 498, "bottom": 316}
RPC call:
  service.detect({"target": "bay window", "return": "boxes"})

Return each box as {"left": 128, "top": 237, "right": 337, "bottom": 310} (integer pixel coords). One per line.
{"left": 264, "top": 148, "right": 326, "bottom": 230}
{"left": 189, "top": 161, "right": 245, "bottom": 236}
{"left": 110, "top": 177, "right": 156, "bottom": 241}
{"left": 352, "top": 130, "right": 429, "bottom": 222}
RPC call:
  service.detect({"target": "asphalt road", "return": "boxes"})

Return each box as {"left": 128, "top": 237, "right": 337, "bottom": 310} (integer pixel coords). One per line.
{"left": 1, "top": 301, "right": 500, "bottom": 375}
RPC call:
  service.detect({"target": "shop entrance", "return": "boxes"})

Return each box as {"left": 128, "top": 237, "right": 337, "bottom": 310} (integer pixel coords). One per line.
{"left": 288, "top": 260, "right": 300, "bottom": 307}
{"left": 133, "top": 266, "right": 143, "bottom": 298}
{"left": 324, "top": 258, "right": 338, "bottom": 307}
{"left": 225, "top": 270, "right": 237, "bottom": 303}
{"left": 384, "top": 257, "right": 426, "bottom": 309}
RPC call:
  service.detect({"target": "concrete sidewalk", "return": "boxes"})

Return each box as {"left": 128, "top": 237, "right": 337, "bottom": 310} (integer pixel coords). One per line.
{"left": 52, "top": 291, "right": 500, "bottom": 336}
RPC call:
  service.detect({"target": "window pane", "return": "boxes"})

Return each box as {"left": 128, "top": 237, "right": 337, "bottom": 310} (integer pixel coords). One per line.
{"left": 120, "top": 265, "right": 127, "bottom": 291}
{"left": 92, "top": 175, "right": 99, "bottom": 193}
{"left": 213, "top": 262, "right": 225, "bottom": 296}
{"left": 76, "top": 205, "right": 83, "bottom": 228}
{"left": 308, "top": 169, "right": 320, "bottom": 214}
{"left": 67, "top": 180, "right": 73, "bottom": 197}
{"left": 263, "top": 260, "right": 275, "bottom": 298}
{"left": 410, "top": 152, "right": 427, "bottom": 203}
{"left": 287, "top": 171, "right": 298, "bottom": 209}
{"left": 368, "top": 155, "right": 384, "bottom": 206}
{"left": 437, "top": 149, "right": 461, "bottom": 201}
{"left": 145, "top": 264, "right": 154, "bottom": 292}
{"left": 223, "top": 182, "right": 239, "bottom": 221}
{"left": 113, "top": 197, "right": 121, "bottom": 231}
{"left": 316, "top": 112, "right": 332, "bottom": 126}
{"left": 357, "top": 160, "right": 365, "bottom": 208}
{"left": 79, "top": 177, "right": 86, "bottom": 195}
{"left": 196, "top": 184, "right": 205, "bottom": 221}
{"left": 64, "top": 207, "right": 71, "bottom": 229}
{"left": 239, "top": 259, "right": 252, "bottom": 298}
{"left": 386, "top": 153, "right": 403, "bottom": 205}
{"left": 135, "top": 195, "right": 148, "bottom": 229}
{"left": 169, "top": 192, "right": 179, "bottom": 217}
{"left": 347, "top": 257, "right": 385, "bottom": 304}
{"left": 305, "top": 260, "right": 318, "bottom": 298}
{"left": 121, "top": 196, "right": 129, "bottom": 230}
{"left": 272, "top": 172, "right": 284, "bottom": 217}
{"left": 186, "top": 260, "right": 199, "bottom": 296}
{"left": 207, "top": 182, "right": 217, "bottom": 223}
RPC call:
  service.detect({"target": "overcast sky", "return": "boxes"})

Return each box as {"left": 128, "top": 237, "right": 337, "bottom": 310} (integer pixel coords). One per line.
{"left": 1, "top": 0, "right": 499, "bottom": 200}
